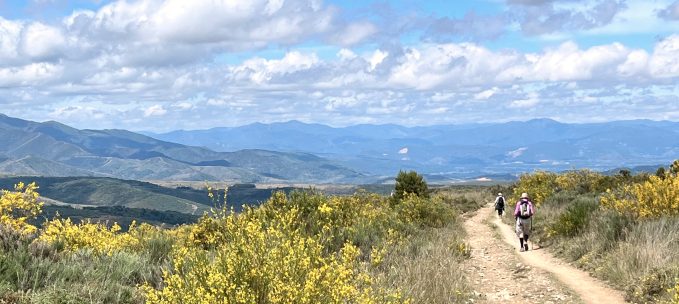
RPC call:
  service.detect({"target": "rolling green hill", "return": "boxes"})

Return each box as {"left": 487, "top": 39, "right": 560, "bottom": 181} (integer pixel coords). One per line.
{"left": 0, "top": 176, "right": 211, "bottom": 214}
{"left": 32, "top": 205, "right": 201, "bottom": 230}
{"left": 0, "top": 176, "right": 300, "bottom": 212}
{"left": 0, "top": 176, "right": 299, "bottom": 227}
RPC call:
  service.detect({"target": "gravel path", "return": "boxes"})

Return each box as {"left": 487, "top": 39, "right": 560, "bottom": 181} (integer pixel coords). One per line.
{"left": 462, "top": 203, "right": 627, "bottom": 303}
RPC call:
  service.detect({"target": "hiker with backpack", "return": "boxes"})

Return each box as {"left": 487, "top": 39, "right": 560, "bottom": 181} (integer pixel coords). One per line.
{"left": 494, "top": 192, "right": 505, "bottom": 217}
{"left": 514, "top": 192, "right": 535, "bottom": 252}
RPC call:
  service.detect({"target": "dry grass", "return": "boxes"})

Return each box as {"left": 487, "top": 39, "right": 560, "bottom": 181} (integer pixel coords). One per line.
{"left": 372, "top": 222, "right": 471, "bottom": 303}
{"left": 369, "top": 187, "right": 488, "bottom": 303}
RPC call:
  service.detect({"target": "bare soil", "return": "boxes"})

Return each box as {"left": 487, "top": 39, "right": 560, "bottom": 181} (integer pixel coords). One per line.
{"left": 462, "top": 203, "right": 627, "bottom": 304}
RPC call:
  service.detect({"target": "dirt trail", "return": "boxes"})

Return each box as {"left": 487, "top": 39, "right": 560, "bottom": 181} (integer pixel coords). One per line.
{"left": 462, "top": 203, "right": 627, "bottom": 304}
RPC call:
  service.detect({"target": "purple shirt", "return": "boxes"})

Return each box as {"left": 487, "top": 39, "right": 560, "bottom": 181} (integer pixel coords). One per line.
{"left": 514, "top": 198, "right": 535, "bottom": 217}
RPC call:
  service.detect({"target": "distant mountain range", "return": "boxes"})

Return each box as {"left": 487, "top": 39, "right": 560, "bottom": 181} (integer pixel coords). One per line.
{"left": 0, "top": 114, "right": 365, "bottom": 183}
{"left": 2, "top": 113, "right": 676, "bottom": 183}
{"left": 145, "top": 119, "right": 679, "bottom": 179}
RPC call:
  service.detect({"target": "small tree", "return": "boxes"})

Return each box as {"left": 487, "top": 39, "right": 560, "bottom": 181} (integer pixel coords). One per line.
{"left": 656, "top": 166, "right": 667, "bottom": 179}
{"left": 392, "top": 170, "right": 429, "bottom": 202}
{"left": 618, "top": 169, "right": 632, "bottom": 179}
{"left": 670, "top": 160, "right": 679, "bottom": 176}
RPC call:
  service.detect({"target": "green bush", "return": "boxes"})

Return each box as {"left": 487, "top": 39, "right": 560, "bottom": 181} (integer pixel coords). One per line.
{"left": 0, "top": 236, "right": 152, "bottom": 303}
{"left": 588, "top": 210, "right": 635, "bottom": 252}
{"left": 396, "top": 194, "right": 455, "bottom": 229}
{"left": 392, "top": 170, "right": 429, "bottom": 202}
{"left": 549, "top": 197, "right": 598, "bottom": 237}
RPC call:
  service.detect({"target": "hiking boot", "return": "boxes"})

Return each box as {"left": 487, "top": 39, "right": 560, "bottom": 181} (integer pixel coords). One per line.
{"left": 524, "top": 244, "right": 529, "bottom": 251}
{"left": 519, "top": 246, "right": 525, "bottom": 252}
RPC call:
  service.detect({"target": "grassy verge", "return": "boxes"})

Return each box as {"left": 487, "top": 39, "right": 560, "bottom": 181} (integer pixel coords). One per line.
{"left": 371, "top": 212, "right": 471, "bottom": 303}
{"left": 367, "top": 186, "right": 484, "bottom": 303}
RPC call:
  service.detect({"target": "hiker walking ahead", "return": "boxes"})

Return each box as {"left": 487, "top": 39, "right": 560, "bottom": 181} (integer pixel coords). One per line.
{"left": 494, "top": 192, "right": 505, "bottom": 217}
{"left": 514, "top": 193, "right": 535, "bottom": 252}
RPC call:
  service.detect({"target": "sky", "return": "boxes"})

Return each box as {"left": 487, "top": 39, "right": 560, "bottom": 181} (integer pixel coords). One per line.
{"left": 1, "top": 0, "right": 679, "bottom": 131}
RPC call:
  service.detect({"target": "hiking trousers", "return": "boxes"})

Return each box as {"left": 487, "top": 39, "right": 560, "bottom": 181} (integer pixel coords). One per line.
{"left": 515, "top": 217, "right": 532, "bottom": 238}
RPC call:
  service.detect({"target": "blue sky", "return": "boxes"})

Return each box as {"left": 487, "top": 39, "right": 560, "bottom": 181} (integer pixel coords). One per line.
{"left": 1, "top": 0, "right": 679, "bottom": 131}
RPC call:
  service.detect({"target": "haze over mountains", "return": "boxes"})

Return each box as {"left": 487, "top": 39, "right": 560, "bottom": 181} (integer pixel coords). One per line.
{"left": 0, "top": 114, "right": 364, "bottom": 183}
{"left": 2, "top": 113, "right": 677, "bottom": 183}
{"left": 147, "top": 119, "right": 679, "bottom": 180}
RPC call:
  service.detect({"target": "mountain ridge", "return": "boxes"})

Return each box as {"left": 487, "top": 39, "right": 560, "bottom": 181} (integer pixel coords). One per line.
{"left": 144, "top": 118, "right": 679, "bottom": 178}
{"left": 0, "top": 114, "right": 366, "bottom": 183}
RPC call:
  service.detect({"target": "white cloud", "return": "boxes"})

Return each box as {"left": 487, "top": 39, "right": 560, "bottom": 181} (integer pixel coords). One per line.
{"left": 509, "top": 92, "right": 540, "bottom": 108}
{"left": 144, "top": 104, "right": 167, "bottom": 117}
{"left": 431, "top": 92, "right": 457, "bottom": 102}
{"left": 389, "top": 43, "right": 523, "bottom": 89}
{"left": 0, "top": 17, "right": 22, "bottom": 63}
{"left": 206, "top": 98, "right": 226, "bottom": 106}
{"left": 520, "top": 41, "right": 630, "bottom": 81}
{"left": 233, "top": 51, "right": 319, "bottom": 84}
{"left": 330, "top": 21, "right": 377, "bottom": 46}
{"left": 368, "top": 49, "right": 388, "bottom": 71}
{"left": 324, "top": 95, "right": 359, "bottom": 111}
{"left": 386, "top": 40, "right": 665, "bottom": 90}
{"left": 173, "top": 102, "right": 193, "bottom": 110}
{"left": 474, "top": 87, "right": 499, "bottom": 100}
{"left": 21, "top": 22, "right": 66, "bottom": 60}
{"left": 0, "top": 62, "right": 63, "bottom": 86}
{"left": 337, "top": 48, "right": 357, "bottom": 60}
{"left": 1, "top": 1, "right": 679, "bottom": 131}
{"left": 64, "top": 0, "right": 341, "bottom": 53}
{"left": 617, "top": 49, "right": 649, "bottom": 76}
{"left": 649, "top": 34, "right": 679, "bottom": 78}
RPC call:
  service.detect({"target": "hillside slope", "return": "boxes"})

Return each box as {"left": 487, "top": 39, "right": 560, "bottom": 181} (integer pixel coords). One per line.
{"left": 0, "top": 176, "right": 298, "bottom": 214}
{"left": 0, "top": 114, "right": 366, "bottom": 183}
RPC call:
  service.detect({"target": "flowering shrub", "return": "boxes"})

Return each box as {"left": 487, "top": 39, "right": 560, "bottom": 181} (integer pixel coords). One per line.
{"left": 601, "top": 175, "right": 679, "bottom": 219}
{"left": 38, "top": 218, "right": 140, "bottom": 255}
{"left": 0, "top": 182, "right": 42, "bottom": 234}
{"left": 512, "top": 171, "right": 558, "bottom": 205}
{"left": 514, "top": 170, "right": 617, "bottom": 206}
{"left": 1, "top": 182, "right": 461, "bottom": 303}
{"left": 146, "top": 223, "right": 405, "bottom": 303}
{"left": 256, "top": 191, "right": 405, "bottom": 255}
{"left": 144, "top": 191, "right": 409, "bottom": 303}
{"left": 555, "top": 169, "right": 609, "bottom": 194}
